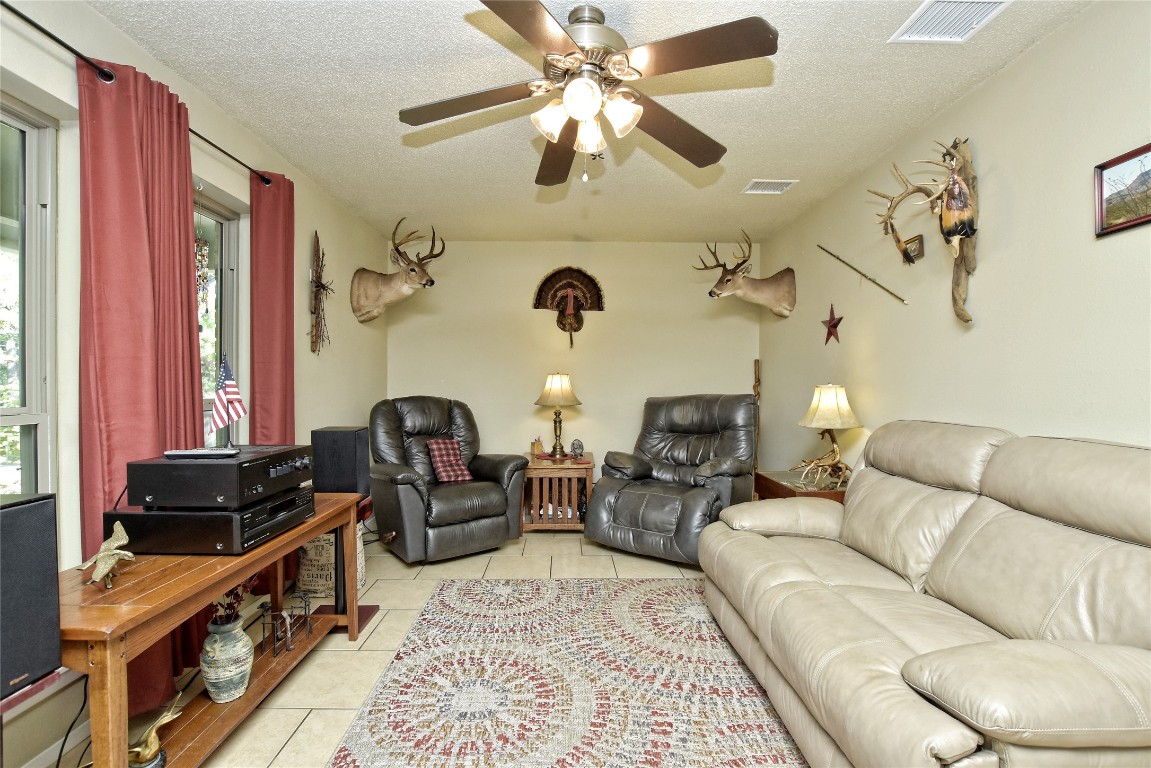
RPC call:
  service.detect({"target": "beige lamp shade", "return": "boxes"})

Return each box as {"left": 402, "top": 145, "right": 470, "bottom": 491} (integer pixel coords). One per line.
{"left": 798, "top": 384, "right": 861, "bottom": 430}
{"left": 535, "top": 373, "right": 581, "bottom": 407}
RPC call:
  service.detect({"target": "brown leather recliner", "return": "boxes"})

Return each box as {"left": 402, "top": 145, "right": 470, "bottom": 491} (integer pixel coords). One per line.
{"left": 368, "top": 396, "right": 528, "bottom": 563}
{"left": 585, "top": 394, "right": 757, "bottom": 564}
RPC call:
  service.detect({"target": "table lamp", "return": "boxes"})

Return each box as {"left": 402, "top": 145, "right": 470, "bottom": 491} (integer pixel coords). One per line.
{"left": 791, "top": 384, "right": 861, "bottom": 488}
{"left": 535, "top": 373, "right": 581, "bottom": 458}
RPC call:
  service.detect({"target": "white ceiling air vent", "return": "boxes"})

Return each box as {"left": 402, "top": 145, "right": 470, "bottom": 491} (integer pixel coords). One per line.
{"left": 742, "top": 179, "right": 798, "bottom": 195}
{"left": 890, "top": 0, "right": 1011, "bottom": 44}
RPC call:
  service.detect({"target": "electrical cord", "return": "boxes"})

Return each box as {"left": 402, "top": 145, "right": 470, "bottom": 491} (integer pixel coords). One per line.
{"left": 54, "top": 676, "right": 87, "bottom": 768}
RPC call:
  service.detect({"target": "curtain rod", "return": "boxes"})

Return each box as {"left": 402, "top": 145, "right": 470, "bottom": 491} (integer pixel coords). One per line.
{"left": 1, "top": 0, "right": 274, "bottom": 187}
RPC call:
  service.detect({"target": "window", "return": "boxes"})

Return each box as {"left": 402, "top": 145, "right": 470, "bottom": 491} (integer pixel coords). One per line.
{"left": 0, "top": 105, "right": 55, "bottom": 494}
{"left": 194, "top": 193, "right": 239, "bottom": 446}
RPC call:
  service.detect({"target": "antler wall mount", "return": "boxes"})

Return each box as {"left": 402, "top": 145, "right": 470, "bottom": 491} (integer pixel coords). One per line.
{"left": 868, "top": 138, "right": 979, "bottom": 323}
{"left": 349, "top": 218, "right": 445, "bottom": 323}
{"left": 399, "top": 2, "right": 779, "bottom": 186}
{"left": 694, "top": 231, "right": 796, "bottom": 318}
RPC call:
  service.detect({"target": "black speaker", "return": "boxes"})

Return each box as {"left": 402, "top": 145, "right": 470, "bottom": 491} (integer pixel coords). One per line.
{"left": 1, "top": 493, "right": 62, "bottom": 700}
{"left": 311, "top": 426, "right": 370, "bottom": 496}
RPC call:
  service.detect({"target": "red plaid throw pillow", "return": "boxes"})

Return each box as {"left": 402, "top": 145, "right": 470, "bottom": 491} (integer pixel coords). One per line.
{"left": 426, "top": 437, "right": 473, "bottom": 483}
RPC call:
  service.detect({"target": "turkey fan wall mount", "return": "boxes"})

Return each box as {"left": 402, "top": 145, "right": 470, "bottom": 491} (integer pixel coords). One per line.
{"left": 400, "top": 2, "right": 779, "bottom": 186}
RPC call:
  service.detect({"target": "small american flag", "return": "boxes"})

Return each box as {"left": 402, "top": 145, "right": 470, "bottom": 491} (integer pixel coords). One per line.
{"left": 211, "top": 354, "right": 247, "bottom": 431}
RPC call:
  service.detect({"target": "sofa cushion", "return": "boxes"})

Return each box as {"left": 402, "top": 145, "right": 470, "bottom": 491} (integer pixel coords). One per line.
{"left": 859, "top": 421, "right": 1015, "bottom": 493}
{"left": 979, "top": 436, "right": 1151, "bottom": 547}
{"left": 837, "top": 421, "right": 1015, "bottom": 591}
{"left": 425, "top": 480, "right": 507, "bottom": 527}
{"left": 903, "top": 640, "right": 1151, "bottom": 748}
{"left": 925, "top": 498, "right": 1151, "bottom": 648}
{"left": 698, "top": 524, "right": 911, "bottom": 636}
{"left": 754, "top": 582, "right": 999, "bottom": 767}
{"left": 841, "top": 470, "right": 980, "bottom": 591}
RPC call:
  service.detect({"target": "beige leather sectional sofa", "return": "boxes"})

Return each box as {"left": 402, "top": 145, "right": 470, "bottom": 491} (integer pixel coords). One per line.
{"left": 699, "top": 420, "right": 1151, "bottom": 768}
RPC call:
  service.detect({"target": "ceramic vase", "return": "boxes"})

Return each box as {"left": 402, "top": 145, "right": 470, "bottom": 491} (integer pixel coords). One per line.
{"left": 200, "top": 619, "right": 254, "bottom": 703}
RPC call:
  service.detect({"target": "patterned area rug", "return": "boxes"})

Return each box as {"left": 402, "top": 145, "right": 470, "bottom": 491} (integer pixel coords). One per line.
{"left": 329, "top": 579, "right": 807, "bottom": 767}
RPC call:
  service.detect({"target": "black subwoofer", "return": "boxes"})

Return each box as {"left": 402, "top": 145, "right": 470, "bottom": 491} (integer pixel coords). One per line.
{"left": 1, "top": 493, "right": 62, "bottom": 700}
{"left": 311, "top": 426, "right": 370, "bottom": 496}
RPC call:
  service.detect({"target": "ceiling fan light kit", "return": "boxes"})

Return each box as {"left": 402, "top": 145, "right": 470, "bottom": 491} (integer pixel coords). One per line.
{"left": 574, "top": 118, "right": 607, "bottom": 154}
{"left": 531, "top": 99, "right": 569, "bottom": 143}
{"left": 400, "top": 2, "right": 779, "bottom": 185}
{"left": 601, "top": 90, "right": 642, "bottom": 138}
{"left": 562, "top": 68, "right": 605, "bottom": 121}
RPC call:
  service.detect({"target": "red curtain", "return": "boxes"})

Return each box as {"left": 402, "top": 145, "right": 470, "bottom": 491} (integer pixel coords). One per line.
{"left": 249, "top": 170, "right": 295, "bottom": 444}
{"left": 77, "top": 59, "right": 208, "bottom": 715}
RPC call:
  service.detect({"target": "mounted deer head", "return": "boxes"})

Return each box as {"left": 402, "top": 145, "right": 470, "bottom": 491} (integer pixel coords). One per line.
{"left": 694, "top": 231, "right": 796, "bottom": 318}
{"left": 350, "top": 218, "right": 445, "bottom": 323}
{"left": 868, "top": 138, "right": 979, "bottom": 322}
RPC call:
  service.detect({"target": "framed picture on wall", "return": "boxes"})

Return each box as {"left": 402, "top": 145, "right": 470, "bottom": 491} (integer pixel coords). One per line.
{"left": 1095, "top": 143, "right": 1151, "bottom": 237}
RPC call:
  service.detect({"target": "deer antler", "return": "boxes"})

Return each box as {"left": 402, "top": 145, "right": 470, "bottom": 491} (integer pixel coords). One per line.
{"left": 415, "top": 227, "right": 445, "bottom": 264}
{"left": 734, "top": 230, "right": 753, "bottom": 269}
{"left": 390, "top": 218, "right": 445, "bottom": 265}
{"left": 695, "top": 232, "right": 754, "bottom": 271}
{"left": 390, "top": 217, "right": 421, "bottom": 265}
{"left": 868, "top": 164, "right": 938, "bottom": 235}
{"left": 694, "top": 242, "right": 726, "bottom": 271}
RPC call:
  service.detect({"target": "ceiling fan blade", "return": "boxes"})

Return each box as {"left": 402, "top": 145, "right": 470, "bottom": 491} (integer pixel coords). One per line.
{"left": 535, "top": 119, "right": 578, "bottom": 186}
{"left": 481, "top": 0, "right": 581, "bottom": 57}
{"left": 620, "top": 17, "right": 779, "bottom": 79}
{"left": 633, "top": 93, "right": 727, "bottom": 168}
{"left": 399, "top": 81, "right": 540, "bottom": 126}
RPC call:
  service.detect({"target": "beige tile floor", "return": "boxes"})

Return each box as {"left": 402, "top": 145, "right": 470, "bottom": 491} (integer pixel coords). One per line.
{"left": 67, "top": 531, "right": 701, "bottom": 768}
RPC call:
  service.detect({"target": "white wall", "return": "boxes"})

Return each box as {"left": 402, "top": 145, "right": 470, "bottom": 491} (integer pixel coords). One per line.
{"left": 758, "top": 0, "right": 1151, "bottom": 471}
{"left": 385, "top": 240, "right": 762, "bottom": 468}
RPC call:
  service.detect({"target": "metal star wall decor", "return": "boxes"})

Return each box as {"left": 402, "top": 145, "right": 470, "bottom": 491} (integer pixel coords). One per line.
{"left": 823, "top": 304, "right": 843, "bottom": 345}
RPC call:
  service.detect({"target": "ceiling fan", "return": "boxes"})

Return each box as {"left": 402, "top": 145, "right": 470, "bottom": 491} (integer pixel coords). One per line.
{"left": 399, "top": 2, "right": 779, "bottom": 186}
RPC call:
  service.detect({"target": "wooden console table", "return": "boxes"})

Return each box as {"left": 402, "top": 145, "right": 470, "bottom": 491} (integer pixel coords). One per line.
{"left": 522, "top": 453, "right": 594, "bottom": 532}
{"left": 57, "top": 492, "right": 362, "bottom": 767}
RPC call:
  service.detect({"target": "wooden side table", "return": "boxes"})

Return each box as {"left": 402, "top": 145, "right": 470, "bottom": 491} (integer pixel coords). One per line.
{"left": 521, "top": 453, "right": 594, "bottom": 532}
{"left": 755, "top": 470, "right": 847, "bottom": 503}
{"left": 57, "top": 493, "right": 363, "bottom": 768}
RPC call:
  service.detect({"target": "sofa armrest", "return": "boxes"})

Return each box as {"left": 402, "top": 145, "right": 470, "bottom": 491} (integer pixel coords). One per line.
{"left": 469, "top": 453, "right": 529, "bottom": 490}
{"left": 718, "top": 497, "right": 844, "bottom": 540}
{"left": 693, "top": 456, "right": 753, "bottom": 482}
{"left": 370, "top": 462, "right": 424, "bottom": 487}
{"left": 902, "top": 640, "right": 1151, "bottom": 749}
{"left": 602, "top": 451, "right": 653, "bottom": 480}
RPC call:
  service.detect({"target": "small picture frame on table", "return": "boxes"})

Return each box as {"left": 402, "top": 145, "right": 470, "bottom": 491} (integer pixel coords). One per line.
{"left": 1095, "top": 142, "right": 1151, "bottom": 237}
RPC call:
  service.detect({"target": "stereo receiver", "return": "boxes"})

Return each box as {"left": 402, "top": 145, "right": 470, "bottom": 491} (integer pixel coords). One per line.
{"left": 127, "top": 444, "right": 312, "bottom": 509}
{"left": 105, "top": 486, "right": 315, "bottom": 554}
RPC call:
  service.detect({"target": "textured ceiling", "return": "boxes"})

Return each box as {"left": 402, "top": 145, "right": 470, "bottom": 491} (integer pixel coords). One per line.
{"left": 85, "top": 0, "right": 1088, "bottom": 243}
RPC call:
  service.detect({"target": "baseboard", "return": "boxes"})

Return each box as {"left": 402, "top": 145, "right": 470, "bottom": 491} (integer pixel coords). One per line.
{"left": 24, "top": 718, "right": 91, "bottom": 768}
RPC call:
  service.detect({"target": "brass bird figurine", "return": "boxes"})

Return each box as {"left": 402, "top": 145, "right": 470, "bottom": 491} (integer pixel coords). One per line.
{"left": 77, "top": 520, "right": 135, "bottom": 589}
{"left": 128, "top": 693, "right": 182, "bottom": 765}
{"left": 77, "top": 693, "right": 182, "bottom": 768}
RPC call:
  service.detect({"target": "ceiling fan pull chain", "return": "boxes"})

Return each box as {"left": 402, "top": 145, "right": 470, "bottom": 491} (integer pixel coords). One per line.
{"left": 582, "top": 153, "right": 589, "bottom": 183}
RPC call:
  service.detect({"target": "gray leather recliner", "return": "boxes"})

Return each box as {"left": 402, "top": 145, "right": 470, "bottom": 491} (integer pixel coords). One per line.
{"left": 368, "top": 396, "right": 528, "bottom": 563}
{"left": 585, "top": 394, "right": 757, "bottom": 564}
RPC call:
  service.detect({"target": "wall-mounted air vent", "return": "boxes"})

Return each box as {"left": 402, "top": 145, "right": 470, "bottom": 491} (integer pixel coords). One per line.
{"left": 742, "top": 179, "right": 798, "bottom": 195}
{"left": 890, "top": 0, "right": 1011, "bottom": 44}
